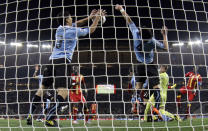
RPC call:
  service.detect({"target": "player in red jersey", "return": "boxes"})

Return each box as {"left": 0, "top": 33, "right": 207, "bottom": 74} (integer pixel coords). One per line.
{"left": 91, "top": 103, "right": 97, "bottom": 120}
{"left": 69, "top": 66, "right": 89, "bottom": 124}
{"left": 176, "top": 67, "right": 202, "bottom": 119}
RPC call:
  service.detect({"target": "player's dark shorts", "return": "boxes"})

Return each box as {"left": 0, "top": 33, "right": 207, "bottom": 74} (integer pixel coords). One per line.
{"left": 42, "top": 58, "right": 71, "bottom": 89}
{"left": 136, "top": 63, "right": 159, "bottom": 90}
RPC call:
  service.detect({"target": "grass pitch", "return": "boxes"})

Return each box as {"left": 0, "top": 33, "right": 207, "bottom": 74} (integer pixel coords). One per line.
{"left": 0, "top": 118, "right": 208, "bottom": 131}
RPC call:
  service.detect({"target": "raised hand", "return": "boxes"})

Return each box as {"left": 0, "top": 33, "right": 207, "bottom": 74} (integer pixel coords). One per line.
{"left": 101, "top": 9, "right": 107, "bottom": 16}
{"left": 161, "top": 26, "right": 168, "bottom": 35}
{"left": 90, "top": 9, "right": 97, "bottom": 19}
{"left": 35, "top": 64, "right": 39, "bottom": 71}
{"left": 115, "top": 4, "right": 123, "bottom": 11}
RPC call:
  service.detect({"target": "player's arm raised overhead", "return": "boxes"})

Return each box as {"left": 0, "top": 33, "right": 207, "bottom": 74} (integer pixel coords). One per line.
{"left": 115, "top": 4, "right": 132, "bottom": 24}
{"left": 33, "top": 64, "right": 39, "bottom": 78}
{"left": 75, "top": 9, "right": 97, "bottom": 27}
{"left": 89, "top": 9, "right": 103, "bottom": 34}
{"left": 161, "top": 26, "right": 168, "bottom": 50}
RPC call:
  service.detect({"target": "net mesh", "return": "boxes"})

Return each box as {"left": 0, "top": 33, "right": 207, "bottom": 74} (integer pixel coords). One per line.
{"left": 0, "top": 0, "right": 208, "bottom": 130}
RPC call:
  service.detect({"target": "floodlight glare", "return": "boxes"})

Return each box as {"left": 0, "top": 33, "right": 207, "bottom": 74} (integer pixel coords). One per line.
{"left": 10, "top": 42, "right": 22, "bottom": 47}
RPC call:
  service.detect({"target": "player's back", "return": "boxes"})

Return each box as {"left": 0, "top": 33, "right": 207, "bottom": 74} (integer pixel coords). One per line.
{"left": 187, "top": 73, "right": 202, "bottom": 89}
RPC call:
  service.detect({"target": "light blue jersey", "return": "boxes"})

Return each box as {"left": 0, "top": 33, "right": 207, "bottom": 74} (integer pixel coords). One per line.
{"left": 131, "top": 76, "right": 136, "bottom": 89}
{"left": 50, "top": 23, "right": 89, "bottom": 62}
{"left": 143, "top": 79, "right": 148, "bottom": 89}
{"left": 45, "top": 99, "right": 51, "bottom": 109}
{"left": 128, "top": 22, "right": 165, "bottom": 64}
{"left": 38, "top": 75, "right": 43, "bottom": 88}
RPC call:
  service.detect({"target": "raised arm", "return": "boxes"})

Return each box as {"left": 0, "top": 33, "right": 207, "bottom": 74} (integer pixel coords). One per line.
{"left": 161, "top": 26, "right": 168, "bottom": 51}
{"left": 33, "top": 64, "right": 39, "bottom": 78}
{"left": 75, "top": 9, "right": 97, "bottom": 27}
{"left": 89, "top": 9, "right": 102, "bottom": 34}
{"left": 115, "top": 4, "right": 133, "bottom": 25}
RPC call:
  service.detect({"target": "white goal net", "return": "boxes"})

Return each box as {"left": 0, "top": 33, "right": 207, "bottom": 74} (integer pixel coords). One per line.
{"left": 0, "top": 0, "right": 208, "bottom": 130}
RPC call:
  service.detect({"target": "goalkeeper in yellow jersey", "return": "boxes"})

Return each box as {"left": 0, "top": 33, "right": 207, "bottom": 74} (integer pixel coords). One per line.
{"left": 143, "top": 65, "right": 181, "bottom": 122}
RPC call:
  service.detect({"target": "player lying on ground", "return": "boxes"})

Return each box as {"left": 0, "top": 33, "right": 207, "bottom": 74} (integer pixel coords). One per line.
{"left": 27, "top": 9, "right": 104, "bottom": 127}
{"left": 176, "top": 67, "right": 202, "bottom": 120}
{"left": 69, "top": 66, "right": 89, "bottom": 124}
{"left": 143, "top": 65, "right": 181, "bottom": 122}
{"left": 115, "top": 4, "right": 168, "bottom": 118}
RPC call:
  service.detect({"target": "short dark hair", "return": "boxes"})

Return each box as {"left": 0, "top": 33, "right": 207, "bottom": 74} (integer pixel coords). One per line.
{"left": 141, "top": 26, "right": 153, "bottom": 39}
{"left": 56, "top": 11, "right": 71, "bottom": 25}
{"left": 160, "top": 65, "right": 169, "bottom": 71}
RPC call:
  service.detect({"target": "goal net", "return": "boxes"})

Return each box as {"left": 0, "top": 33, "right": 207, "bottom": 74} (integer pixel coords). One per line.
{"left": 0, "top": 0, "right": 208, "bottom": 130}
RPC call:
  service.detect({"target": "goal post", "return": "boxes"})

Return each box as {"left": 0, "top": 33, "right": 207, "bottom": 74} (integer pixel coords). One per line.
{"left": 0, "top": 0, "right": 208, "bottom": 130}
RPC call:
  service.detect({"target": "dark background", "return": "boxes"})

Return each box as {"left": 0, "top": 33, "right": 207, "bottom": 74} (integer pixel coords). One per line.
{"left": 0, "top": 0, "right": 208, "bottom": 117}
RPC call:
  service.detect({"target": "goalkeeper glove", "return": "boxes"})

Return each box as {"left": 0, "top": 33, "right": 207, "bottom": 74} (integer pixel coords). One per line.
{"left": 171, "top": 84, "right": 177, "bottom": 89}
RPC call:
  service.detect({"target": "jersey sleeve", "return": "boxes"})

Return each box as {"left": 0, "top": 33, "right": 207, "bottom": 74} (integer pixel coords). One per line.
{"left": 77, "top": 28, "right": 89, "bottom": 37}
{"left": 185, "top": 72, "right": 194, "bottom": 77}
{"left": 152, "top": 38, "right": 165, "bottom": 49}
{"left": 128, "top": 22, "right": 140, "bottom": 38}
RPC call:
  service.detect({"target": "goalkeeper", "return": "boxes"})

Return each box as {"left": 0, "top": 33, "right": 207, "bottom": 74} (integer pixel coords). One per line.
{"left": 143, "top": 65, "right": 181, "bottom": 122}
{"left": 115, "top": 4, "right": 168, "bottom": 116}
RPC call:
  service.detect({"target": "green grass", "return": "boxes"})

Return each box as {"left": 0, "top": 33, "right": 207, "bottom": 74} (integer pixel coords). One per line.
{"left": 0, "top": 118, "right": 208, "bottom": 131}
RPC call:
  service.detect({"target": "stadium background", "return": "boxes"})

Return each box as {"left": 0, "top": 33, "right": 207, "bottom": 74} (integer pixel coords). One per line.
{"left": 0, "top": 0, "right": 208, "bottom": 119}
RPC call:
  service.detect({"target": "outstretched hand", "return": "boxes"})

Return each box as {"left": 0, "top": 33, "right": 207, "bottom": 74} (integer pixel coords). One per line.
{"left": 90, "top": 9, "right": 97, "bottom": 19}
{"left": 161, "top": 26, "right": 168, "bottom": 35}
{"left": 115, "top": 4, "right": 123, "bottom": 11}
{"left": 35, "top": 64, "right": 39, "bottom": 71}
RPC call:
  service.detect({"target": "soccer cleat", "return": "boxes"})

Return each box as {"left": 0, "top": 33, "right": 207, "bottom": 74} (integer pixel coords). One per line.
{"left": 45, "top": 120, "right": 58, "bottom": 127}
{"left": 26, "top": 114, "right": 32, "bottom": 125}
{"left": 174, "top": 115, "right": 182, "bottom": 122}
{"left": 36, "top": 119, "right": 44, "bottom": 122}
{"left": 140, "top": 117, "right": 146, "bottom": 122}
{"left": 72, "top": 120, "right": 79, "bottom": 124}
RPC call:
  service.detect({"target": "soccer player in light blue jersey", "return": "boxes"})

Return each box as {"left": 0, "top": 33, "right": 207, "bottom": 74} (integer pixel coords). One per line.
{"left": 27, "top": 9, "right": 105, "bottom": 127}
{"left": 115, "top": 4, "right": 168, "bottom": 118}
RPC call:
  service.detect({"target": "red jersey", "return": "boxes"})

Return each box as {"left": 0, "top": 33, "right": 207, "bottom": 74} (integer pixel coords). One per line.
{"left": 185, "top": 72, "right": 202, "bottom": 89}
{"left": 70, "top": 73, "right": 85, "bottom": 95}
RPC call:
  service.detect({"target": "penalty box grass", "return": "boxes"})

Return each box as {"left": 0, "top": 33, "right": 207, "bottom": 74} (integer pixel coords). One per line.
{"left": 0, "top": 118, "right": 207, "bottom": 131}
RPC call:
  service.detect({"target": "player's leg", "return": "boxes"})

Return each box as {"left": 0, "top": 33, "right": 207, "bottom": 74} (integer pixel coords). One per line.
{"left": 27, "top": 88, "right": 42, "bottom": 125}
{"left": 83, "top": 103, "right": 89, "bottom": 123}
{"left": 143, "top": 95, "right": 154, "bottom": 122}
{"left": 139, "top": 90, "right": 149, "bottom": 117}
{"left": 79, "top": 95, "right": 89, "bottom": 123}
{"left": 147, "top": 64, "right": 161, "bottom": 114}
{"left": 176, "top": 86, "right": 186, "bottom": 108}
{"left": 45, "top": 59, "right": 71, "bottom": 127}
{"left": 72, "top": 103, "right": 79, "bottom": 124}
{"left": 159, "top": 108, "right": 174, "bottom": 119}
{"left": 131, "top": 95, "right": 137, "bottom": 115}
{"left": 27, "top": 65, "right": 52, "bottom": 125}
{"left": 184, "top": 91, "right": 194, "bottom": 119}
